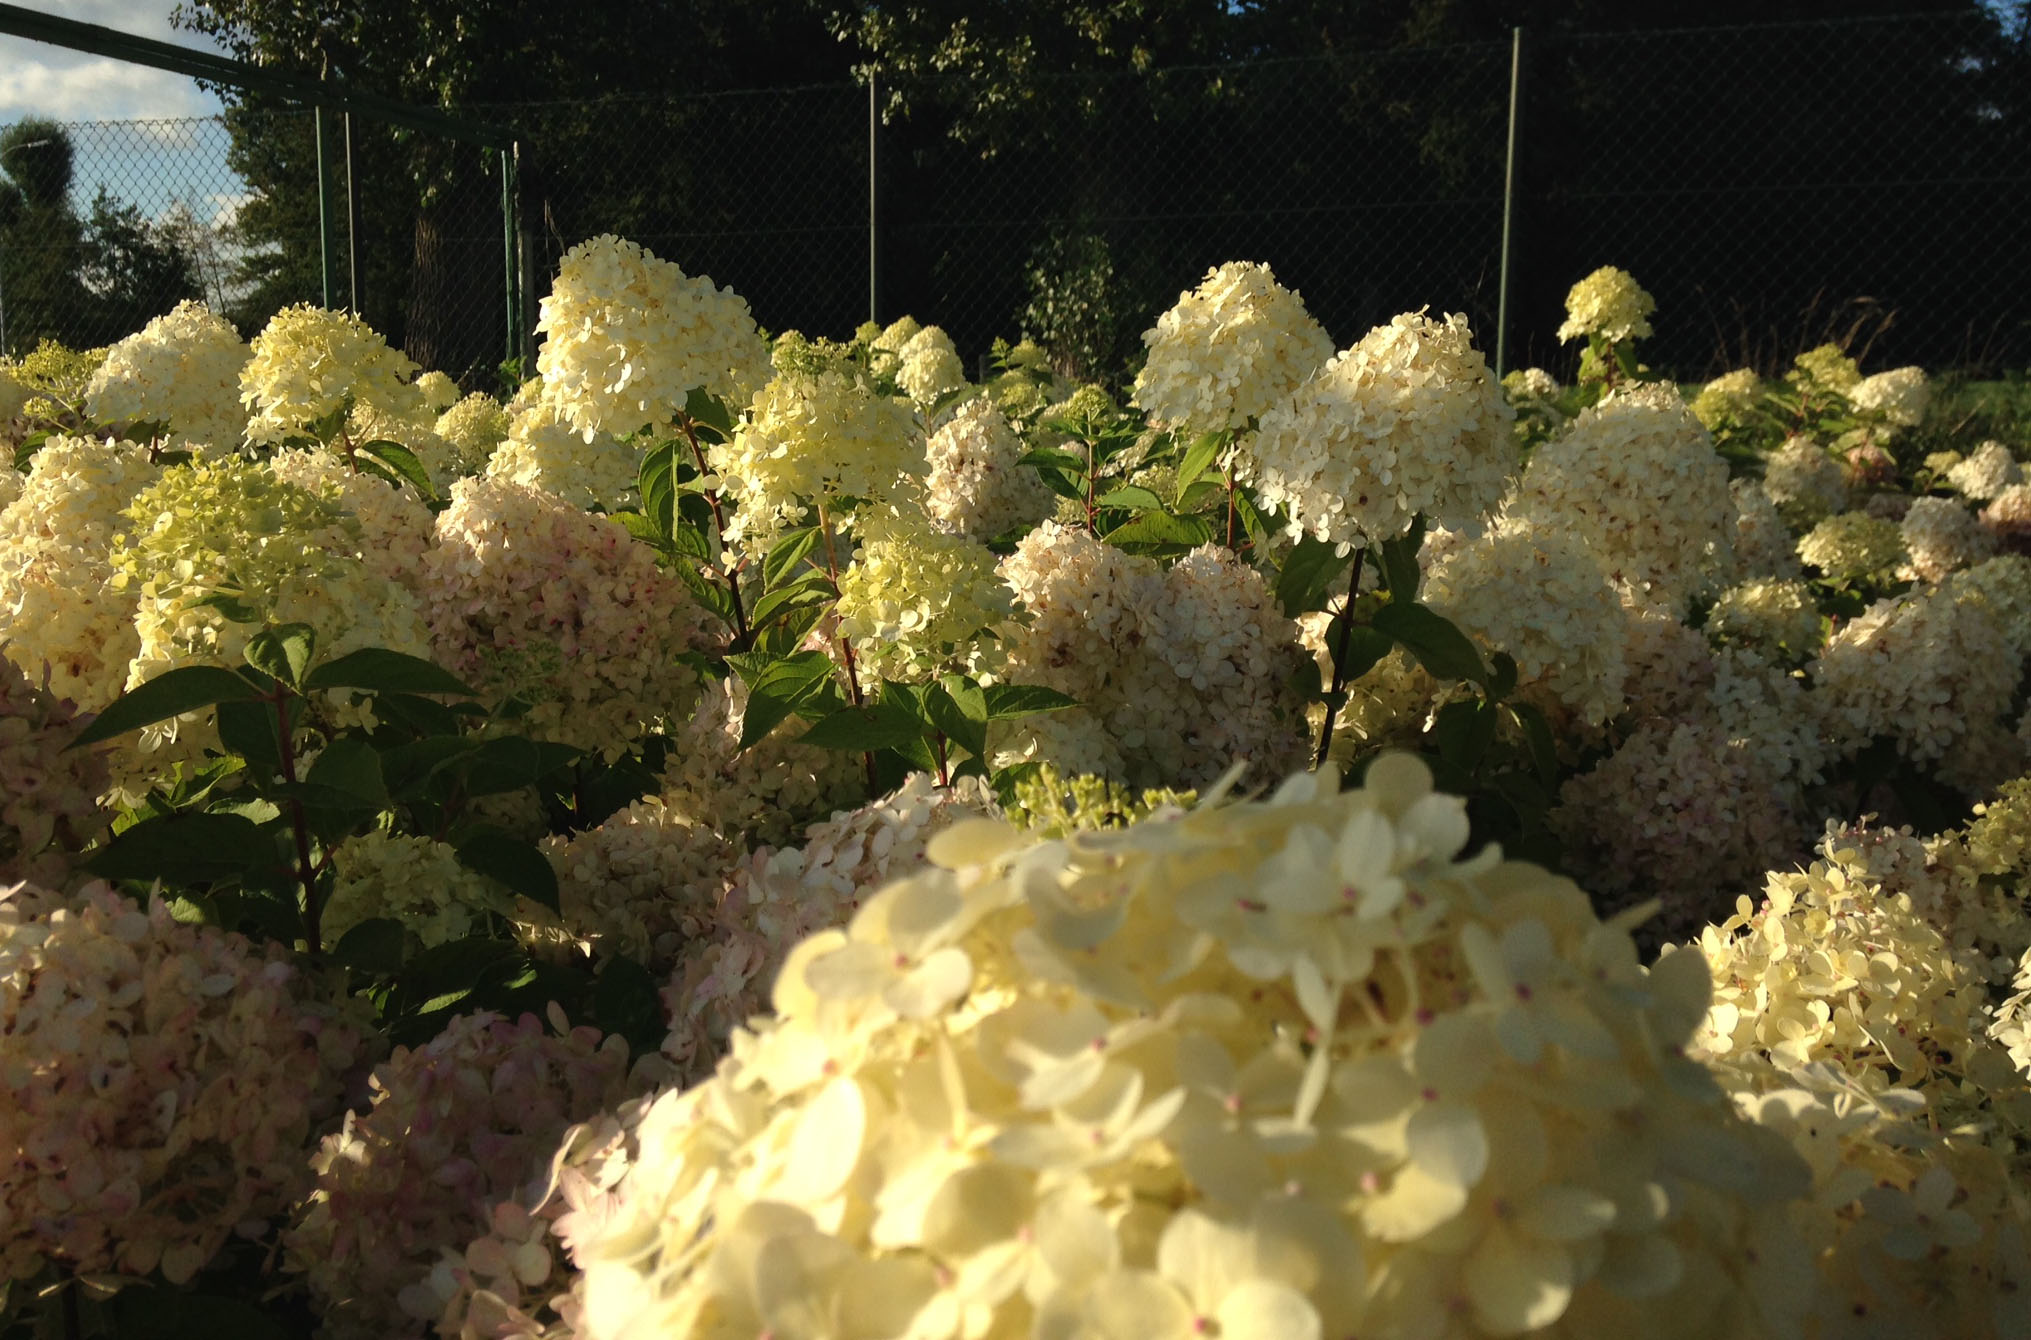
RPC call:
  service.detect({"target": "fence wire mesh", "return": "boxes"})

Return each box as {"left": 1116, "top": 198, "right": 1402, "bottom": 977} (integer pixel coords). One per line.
{"left": 1, "top": 10, "right": 2025, "bottom": 385}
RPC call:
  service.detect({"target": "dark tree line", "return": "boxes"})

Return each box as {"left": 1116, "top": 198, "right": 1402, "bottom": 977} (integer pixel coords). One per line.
{"left": 0, "top": 120, "right": 204, "bottom": 358}
{"left": 132, "top": 1, "right": 2031, "bottom": 379}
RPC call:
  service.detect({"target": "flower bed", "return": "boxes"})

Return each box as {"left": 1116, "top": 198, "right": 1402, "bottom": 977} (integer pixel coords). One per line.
{"left": 0, "top": 251, "right": 2028, "bottom": 1337}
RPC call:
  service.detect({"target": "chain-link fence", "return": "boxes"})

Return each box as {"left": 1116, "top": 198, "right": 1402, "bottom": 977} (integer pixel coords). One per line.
{"left": 3, "top": 10, "right": 2026, "bottom": 384}
{"left": 0, "top": 101, "right": 517, "bottom": 382}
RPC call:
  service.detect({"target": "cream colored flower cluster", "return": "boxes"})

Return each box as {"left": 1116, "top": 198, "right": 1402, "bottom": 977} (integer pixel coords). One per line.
{"left": 345, "top": 400, "right": 467, "bottom": 494}
{"left": 1130, "top": 260, "right": 1333, "bottom": 434}
{"left": 534, "top": 234, "right": 770, "bottom": 440}
{"left": 0, "top": 880, "right": 365, "bottom": 1285}
{"left": 1788, "top": 343, "right": 1862, "bottom": 396}
{"left": 655, "top": 675, "right": 863, "bottom": 848}
{"left": 1249, "top": 309, "right": 1514, "bottom": 553}
{"left": 110, "top": 458, "right": 432, "bottom": 767}
{"left": 923, "top": 396, "right": 1055, "bottom": 541}
{"left": 1947, "top": 440, "right": 2023, "bottom": 500}
{"left": 1899, "top": 494, "right": 1995, "bottom": 583}
{"left": 0, "top": 370, "right": 27, "bottom": 424}
{"left": 287, "top": 1009, "right": 641, "bottom": 1340}
{"left": 1425, "top": 520, "right": 1628, "bottom": 726}
{"left": 1728, "top": 477, "right": 1803, "bottom": 580}
{"left": 0, "top": 435, "right": 156, "bottom": 708}
{"left": 1759, "top": 436, "right": 1848, "bottom": 526}
{"left": 836, "top": 506, "right": 1016, "bottom": 680}
{"left": 82, "top": 299, "right": 249, "bottom": 453}
{"left": 1812, "top": 584, "right": 2019, "bottom": 768}
{"left": 1706, "top": 577, "right": 1824, "bottom": 661}
{"left": 1981, "top": 481, "right": 2031, "bottom": 546}
{"left": 998, "top": 523, "right": 1312, "bottom": 788}
{"left": 414, "top": 369, "right": 460, "bottom": 416}
{"left": 1501, "top": 366, "right": 1561, "bottom": 400}
{"left": 566, "top": 755, "right": 1821, "bottom": 1340}
{"left": 1796, "top": 511, "right": 1906, "bottom": 582}
{"left": 892, "top": 324, "right": 968, "bottom": 409}
{"left": 322, "top": 831, "right": 513, "bottom": 949}
{"left": 421, "top": 477, "right": 710, "bottom": 758}
{"left": 531, "top": 795, "right": 739, "bottom": 970}
{"left": 0, "top": 657, "right": 107, "bottom": 888}
{"left": 1689, "top": 368, "right": 1761, "bottom": 430}
{"left": 1554, "top": 264, "right": 1655, "bottom": 343}
{"left": 1848, "top": 365, "right": 1930, "bottom": 428}
{"left": 662, "top": 773, "right": 999, "bottom": 1082}
{"left": 240, "top": 304, "right": 421, "bottom": 444}
{"left": 1512, "top": 383, "right": 1733, "bottom": 611}
{"left": 711, "top": 369, "right": 926, "bottom": 546}
{"left": 267, "top": 445, "right": 435, "bottom": 593}
{"left": 485, "top": 397, "right": 642, "bottom": 513}
{"left": 1555, "top": 650, "right": 1826, "bottom": 931}
{"left": 434, "top": 391, "right": 512, "bottom": 476}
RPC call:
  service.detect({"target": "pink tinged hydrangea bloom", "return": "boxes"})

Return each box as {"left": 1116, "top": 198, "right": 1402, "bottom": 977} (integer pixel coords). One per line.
{"left": 420, "top": 476, "right": 711, "bottom": 759}
{"left": 1247, "top": 309, "right": 1515, "bottom": 554}
{"left": 1131, "top": 261, "right": 1334, "bottom": 435}
{"left": 534, "top": 234, "right": 770, "bottom": 441}
{"left": 0, "top": 881, "right": 367, "bottom": 1286}
{"left": 286, "top": 1009, "right": 643, "bottom": 1340}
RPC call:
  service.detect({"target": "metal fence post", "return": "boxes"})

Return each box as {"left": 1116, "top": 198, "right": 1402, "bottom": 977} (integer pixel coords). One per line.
{"left": 501, "top": 145, "right": 519, "bottom": 369}
{"left": 515, "top": 140, "right": 537, "bottom": 371}
{"left": 343, "top": 110, "right": 361, "bottom": 314}
{"left": 868, "top": 74, "right": 879, "bottom": 326}
{"left": 1495, "top": 27, "right": 1527, "bottom": 379}
{"left": 314, "top": 103, "right": 335, "bottom": 308}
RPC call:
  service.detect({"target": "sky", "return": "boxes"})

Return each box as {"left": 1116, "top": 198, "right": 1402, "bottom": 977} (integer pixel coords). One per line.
{"left": 0, "top": 0, "right": 229, "bottom": 123}
{"left": 0, "top": 1, "right": 243, "bottom": 229}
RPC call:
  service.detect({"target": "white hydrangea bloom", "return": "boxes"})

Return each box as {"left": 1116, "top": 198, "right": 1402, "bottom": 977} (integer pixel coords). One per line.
{"left": 83, "top": 299, "right": 249, "bottom": 453}
{"left": 1728, "top": 477, "right": 1803, "bottom": 580}
{"left": 1848, "top": 366, "right": 1930, "bottom": 428}
{"left": 323, "top": 832, "right": 512, "bottom": 948}
{"left": 1555, "top": 265, "right": 1655, "bottom": 343}
{"left": 411, "top": 368, "right": 460, "bottom": 416}
{"left": 1690, "top": 368, "right": 1761, "bottom": 429}
{"left": 1760, "top": 436, "right": 1849, "bottom": 524}
{"left": 1947, "top": 441, "right": 2023, "bottom": 501}
{"left": 923, "top": 396, "right": 1055, "bottom": 541}
{"left": 484, "top": 397, "right": 641, "bottom": 512}
{"left": 998, "top": 524, "right": 1311, "bottom": 788}
{"left": 835, "top": 506, "right": 1016, "bottom": 681}
{"left": 711, "top": 369, "right": 925, "bottom": 548}
{"left": 241, "top": 304, "right": 421, "bottom": 444}
{"left": 531, "top": 795, "right": 740, "bottom": 971}
{"left": 1501, "top": 366, "right": 1560, "bottom": 400}
{"left": 1425, "top": 520, "right": 1628, "bottom": 726}
{"left": 267, "top": 447, "right": 434, "bottom": 595}
{"left": 1945, "top": 555, "right": 2031, "bottom": 662}
{"left": 1899, "top": 495, "right": 1995, "bottom": 584}
{"left": 1706, "top": 578, "right": 1823, "bottom": 661}
{"left": 433, "top": 392, "right": 511, "bottom": 477}
{"left": 0, "top": 436, "right": 158, "bottom": 708}
{"left": 346, "top": 401, "right": 467, "bottom": 494}
{"left": 894, "top": 324, "right": 967, "bottom": 409}
{"left": 534, "top": 234, "right": 770, "bottom": 440}
{"left": 1130, "top": 261, "right": 1333, "bottom": 434}
{"left": 1248, "top": 309, "right": 1514, "bottom": 553}
{"left": 1510, "top": 382, "right": 1733, "bottom": 612}
{"left": 1812, "top": 584, "right": 2019, "bottom": 765}
{"left": 0, "top": 371, "right": 28, "bottom": 424}
{"left": 1796, "top": 512, "right": 1905, "bottom": 583}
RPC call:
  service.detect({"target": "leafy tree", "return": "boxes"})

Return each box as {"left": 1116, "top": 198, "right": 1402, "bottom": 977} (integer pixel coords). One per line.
{"left": 0, "top": 119, "right": 89, "bottom": 357}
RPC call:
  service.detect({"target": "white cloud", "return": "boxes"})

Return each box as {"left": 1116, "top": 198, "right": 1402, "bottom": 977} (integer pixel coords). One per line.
{"left": 0, "top": 1, "right": 230, "bottom": 125}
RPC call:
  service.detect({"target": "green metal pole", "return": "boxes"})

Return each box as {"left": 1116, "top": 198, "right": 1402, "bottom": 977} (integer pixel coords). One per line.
{"left": 344, "top": 110, "right": 361, "bottom": 314}
{"left": 314, "top": 104, "right": 335, "bottom": 308}
{"left": 867, "top": 74, "right": 878, "bottom": 326}
{"left": 502, "top": 146, "right": 518, "bottom": 368}
{"left": 1495, "top": 27, "right": 1525, "bottom": 379}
